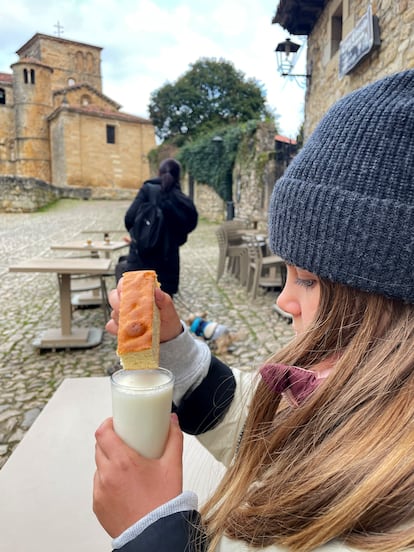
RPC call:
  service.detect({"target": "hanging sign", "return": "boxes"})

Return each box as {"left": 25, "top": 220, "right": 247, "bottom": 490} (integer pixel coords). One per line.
{"left": 338, "top": 5, "right": 380, "bottom": 79}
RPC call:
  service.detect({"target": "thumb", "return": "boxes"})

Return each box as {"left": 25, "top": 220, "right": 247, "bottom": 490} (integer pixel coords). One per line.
{"left": 155, "top": 288, "right": 183, "bottom": 342}
{"left": 154, "top": 286, "right": 169, "bottom": 307}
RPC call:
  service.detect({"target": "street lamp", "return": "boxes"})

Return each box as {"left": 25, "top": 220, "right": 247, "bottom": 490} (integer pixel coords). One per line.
{"left": 275, "top": 38, "right": 311, "bottom": 84}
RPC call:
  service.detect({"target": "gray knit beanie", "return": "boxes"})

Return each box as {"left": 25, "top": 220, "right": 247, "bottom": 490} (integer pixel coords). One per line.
{"left": 269, "top": 70, "right": 414, "bottom": 303}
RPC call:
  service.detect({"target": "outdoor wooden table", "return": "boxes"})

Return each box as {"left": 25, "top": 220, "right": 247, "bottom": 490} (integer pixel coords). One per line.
{"left": 0, "top": 377, "right": 225, "bottom": 552}
{"left": 50, "top": 239, "right": 128, "bottom": 259}
{"left": 9, "top": 257, "right": 112, "bottom": 349}
{"left": 50, "top": 240, "right": 126, "bottom": 308}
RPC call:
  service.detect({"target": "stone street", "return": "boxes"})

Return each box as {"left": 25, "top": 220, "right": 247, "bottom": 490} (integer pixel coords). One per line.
{"left": 0, "top": 199, "right": 293, "bottom": 467}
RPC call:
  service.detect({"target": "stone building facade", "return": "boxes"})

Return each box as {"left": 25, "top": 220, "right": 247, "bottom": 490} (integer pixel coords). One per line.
{"left": 232, "top": 123, "right": 278, "bottom": 226}
{"left": 0, "top": 33, "right": 156, "bottom": 194}
{"left": 273, "top": 0, "right": 414, "bottom": 138}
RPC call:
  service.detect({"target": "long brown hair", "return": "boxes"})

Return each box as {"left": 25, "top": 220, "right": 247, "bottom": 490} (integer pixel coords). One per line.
{"left": 201, "top": 279, "right": 414, "bottom": 551}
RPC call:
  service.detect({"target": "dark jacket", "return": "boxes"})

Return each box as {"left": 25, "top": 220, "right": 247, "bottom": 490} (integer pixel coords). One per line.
{"left": 124, "top": 178, "right": 198, "bottom": 295}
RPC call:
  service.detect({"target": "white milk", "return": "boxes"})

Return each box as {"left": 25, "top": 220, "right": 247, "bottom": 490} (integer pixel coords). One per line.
{"left": 111, "top": 369, "right": 174, "bottom": 458}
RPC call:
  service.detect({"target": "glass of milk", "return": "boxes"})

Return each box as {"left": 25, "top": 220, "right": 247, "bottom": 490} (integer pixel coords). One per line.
{"left": 111, "top": 368, "right": 174, "bottom": 459}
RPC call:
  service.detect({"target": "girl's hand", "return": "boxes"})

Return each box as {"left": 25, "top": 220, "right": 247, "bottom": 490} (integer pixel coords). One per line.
{"left": 105, "top": 279, "right": 183, "bottom": 343}
{"left": 93, "top": 415, "right": 183, "bottom": 537}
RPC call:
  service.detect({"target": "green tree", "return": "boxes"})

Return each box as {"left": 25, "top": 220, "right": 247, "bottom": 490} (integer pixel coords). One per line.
{"left": 149, "top": 58, "right": 269, "bottom": 143}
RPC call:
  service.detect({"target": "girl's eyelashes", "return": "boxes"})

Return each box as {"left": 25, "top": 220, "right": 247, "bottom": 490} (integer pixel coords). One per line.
{"left": 295, "top": 277, "right": 317, "bottom": 288}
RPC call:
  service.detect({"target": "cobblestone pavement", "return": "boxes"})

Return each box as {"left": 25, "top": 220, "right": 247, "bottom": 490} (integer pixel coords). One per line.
{"left": 0, "top": 199, "right": 293, "bottom": 468}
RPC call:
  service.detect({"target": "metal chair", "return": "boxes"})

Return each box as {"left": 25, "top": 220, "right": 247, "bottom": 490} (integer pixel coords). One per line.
{"left": 215, "top": 225, "right": 248, "bottom": 283}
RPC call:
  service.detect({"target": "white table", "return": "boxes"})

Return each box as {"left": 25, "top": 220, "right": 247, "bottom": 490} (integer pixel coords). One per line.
{"left": 9, "top": 257, "right": 112, "bottom": 349}
{"left": 0, "top": 377, "right": 225, "bottom": 552}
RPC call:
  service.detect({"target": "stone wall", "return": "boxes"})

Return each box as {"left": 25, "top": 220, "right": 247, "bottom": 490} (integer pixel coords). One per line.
{"left": 17, "top": 34, "right": 103, "bottom": 93}
{"left": 49, "top": 107, "right": 154, "bottom": 190}
{"left": 191, "top": 181, "right": 224, "bottom": 222}
{"left": 89, "top": 186, "right": 135, "bottom": 201}
{"left": 12, "top": 60, "right": 54, "bottom": 182}
{"left": 186, "top": 122, "right": 278, "bottom": 225}
{"left": 1, "top": 122, "right": 280, "bottom": 221}
{"left": 232, "top": 122, "right": 277, "bottom": 228}
{"left": 0, "top": 93, "right": 15, "bottom": 173}
{"left": 305, "top": 0, "right": 414, "bottom": 137}
{"left": 0, "top": 176, "right": 91, "bottom": 213}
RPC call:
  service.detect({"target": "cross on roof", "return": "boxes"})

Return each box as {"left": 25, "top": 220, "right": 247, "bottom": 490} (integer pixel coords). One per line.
{"left": 54, "top": 21, "right": 64, "bottom": 37}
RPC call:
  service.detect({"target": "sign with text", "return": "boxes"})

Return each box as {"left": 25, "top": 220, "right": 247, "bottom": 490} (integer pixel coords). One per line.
{"left": 339, "top": 5, "right": 380, "bottom": 79}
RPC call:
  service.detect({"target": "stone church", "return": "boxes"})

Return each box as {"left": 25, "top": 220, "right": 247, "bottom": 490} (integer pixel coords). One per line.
{"left": 0, "top": 33, "right": 156, "bottom": 194}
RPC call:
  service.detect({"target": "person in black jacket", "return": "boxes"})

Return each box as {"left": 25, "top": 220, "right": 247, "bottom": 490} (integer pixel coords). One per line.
{"left": 117, "top": 158, "right": 198, "bottom": 297}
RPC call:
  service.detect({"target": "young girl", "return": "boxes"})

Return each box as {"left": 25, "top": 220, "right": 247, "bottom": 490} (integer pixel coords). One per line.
{"left": 93, "top": 70, "right": 414, "bottom": 551}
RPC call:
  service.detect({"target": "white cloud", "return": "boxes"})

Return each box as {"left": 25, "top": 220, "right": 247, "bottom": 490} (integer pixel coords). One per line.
{"left": 0, "top": 0, "right": 306, "bottom": 137}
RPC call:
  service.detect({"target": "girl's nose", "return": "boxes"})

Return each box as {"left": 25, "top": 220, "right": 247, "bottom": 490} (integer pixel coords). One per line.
{"left": 276, "top": 286, "right": 301, "bottom": 318}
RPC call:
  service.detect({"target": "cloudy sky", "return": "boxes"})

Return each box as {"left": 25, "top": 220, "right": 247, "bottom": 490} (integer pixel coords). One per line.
{"left": 0, "top": 0, "right": 306, "bottom": 138}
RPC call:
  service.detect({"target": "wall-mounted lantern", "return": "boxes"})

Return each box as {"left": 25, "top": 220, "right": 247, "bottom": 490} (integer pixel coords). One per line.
{"left": 275, "top": 38, "right": 311, "bottom": 85}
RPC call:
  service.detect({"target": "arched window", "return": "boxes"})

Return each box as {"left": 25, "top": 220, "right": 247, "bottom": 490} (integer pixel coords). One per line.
{"left": 86, "top": 52, "right": 94, "bottom": 72}
{"left": 68, "top": 78, "right": 75, "bottom": 86}
{"left": 75, "top": 51, "right": 84, "bottom": 71}
{"left": 23, "top": 68, "right": 35, "bottom": 84}
{"left": 0, "top": 88, "right": 5, "bottom": 105}
{"left": 81, "top": 94, "right": 91, "bottom": 106}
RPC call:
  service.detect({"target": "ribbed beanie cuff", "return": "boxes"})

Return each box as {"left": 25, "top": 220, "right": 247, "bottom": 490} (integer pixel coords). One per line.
{"left": 269, "top": 70, "right": 414, "bottom": 303}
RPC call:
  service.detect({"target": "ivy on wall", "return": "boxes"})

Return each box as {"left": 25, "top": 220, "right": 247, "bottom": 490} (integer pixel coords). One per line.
{"left": 178, "top": 120, "right": 259, "bottom": 201}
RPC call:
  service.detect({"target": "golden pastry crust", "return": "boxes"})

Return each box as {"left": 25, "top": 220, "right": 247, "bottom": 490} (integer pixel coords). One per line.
{"left": 117, "top": 270, "right": 160, "bottom": 369}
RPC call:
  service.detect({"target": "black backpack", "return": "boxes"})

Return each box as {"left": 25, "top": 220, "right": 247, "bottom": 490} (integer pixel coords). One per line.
{"left": 131, "top": 184, "right": 167, "bottom": 256}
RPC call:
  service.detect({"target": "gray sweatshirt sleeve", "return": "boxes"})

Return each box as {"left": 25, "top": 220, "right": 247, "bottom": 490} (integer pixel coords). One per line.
{"left": 159, "top": 322, "right": 211, "bottom": 406}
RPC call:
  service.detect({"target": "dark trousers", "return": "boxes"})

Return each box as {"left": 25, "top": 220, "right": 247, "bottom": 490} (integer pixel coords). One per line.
{"left": 115, "top": 256, "right": 128, "bottom": 283}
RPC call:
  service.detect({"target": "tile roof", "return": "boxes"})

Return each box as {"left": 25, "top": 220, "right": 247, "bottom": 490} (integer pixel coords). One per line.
{"left": 0, "top": 72, "right": 13, "bottom": 84}
{"left": 48, "top": 103, "right": 152, "bottom": 124}
{"left": 275, "top": 134, "right": 297, "bottom": 145}
{"left": 16, "top": 33, "right": 102, "bottom": 56}
{"left": 11, "top": 57, "right": 54, "bottom": 71}
{"left": 54, "top": 83, "right": 120, "bottom": 110}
